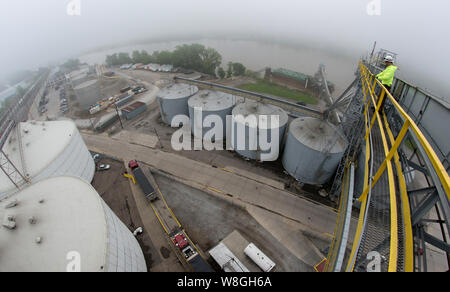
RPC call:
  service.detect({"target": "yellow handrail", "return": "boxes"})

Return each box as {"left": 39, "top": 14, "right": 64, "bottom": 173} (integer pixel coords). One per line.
{"left": 353, "top": 62, "right": 449, "bottom": 272}
{"left": 360, "top": 63, "right": 450, "bottom": 199}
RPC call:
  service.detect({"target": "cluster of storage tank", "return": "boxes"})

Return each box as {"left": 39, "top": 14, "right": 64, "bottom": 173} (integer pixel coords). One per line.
{"left": 157, "top": 83, "right": 348, "bottom": 186}
{"left": 0, "top": 120, "right": 147, "bottom": 272}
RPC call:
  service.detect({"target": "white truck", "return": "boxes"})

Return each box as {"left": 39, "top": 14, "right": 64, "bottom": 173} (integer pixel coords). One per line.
{"left": 244, "top": 243, "right": 276, "bottom": 272}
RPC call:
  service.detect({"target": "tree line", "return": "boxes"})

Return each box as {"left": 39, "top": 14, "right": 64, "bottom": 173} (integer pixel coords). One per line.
{"left": 105, "top": 43, "right": 247, "bottom": 78}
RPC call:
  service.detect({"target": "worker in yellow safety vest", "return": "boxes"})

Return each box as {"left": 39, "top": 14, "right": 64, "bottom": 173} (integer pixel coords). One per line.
{"left": 376, "top": 55, "right": 398, "bottom": 111}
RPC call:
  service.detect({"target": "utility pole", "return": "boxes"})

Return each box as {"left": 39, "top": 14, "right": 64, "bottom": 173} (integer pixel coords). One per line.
{"left": 115, "top": 104, "right": 124, "bottom": 129}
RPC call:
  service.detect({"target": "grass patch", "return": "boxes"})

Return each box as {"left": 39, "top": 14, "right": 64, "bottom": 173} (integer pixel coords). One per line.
{"left": 237, "top": 80, "right": 318, "bottom": 105}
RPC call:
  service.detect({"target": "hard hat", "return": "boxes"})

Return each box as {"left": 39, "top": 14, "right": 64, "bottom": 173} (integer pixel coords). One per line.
{"left": 384, "top": 55, "right": 394, "bottom": 63}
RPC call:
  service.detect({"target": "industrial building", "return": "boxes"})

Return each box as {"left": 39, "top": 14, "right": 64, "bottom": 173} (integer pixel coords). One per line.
{"left": 265, "top": 67, "right": 335, "bottom": 95}
{"left": 188, "top": 90, "right": 235, "bottom": 140}
{"left": 114, "top": 93, "right": 133, "bottom": 108}
{"left": 157, "top": 83, "right": 199, "bottom": 126}
{"left": 122, "top": 101, "right": 147, "bottom": 120}
{"left": 0, "top": 120, "right": 95, "bottom": 199}
{"left": 0, "top": 176, "right": 147, "bottom": 272}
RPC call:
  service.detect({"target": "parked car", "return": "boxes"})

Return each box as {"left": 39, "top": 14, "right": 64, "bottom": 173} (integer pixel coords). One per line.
{"left": 98, "top": 164, "right": 110, "bottom": 171}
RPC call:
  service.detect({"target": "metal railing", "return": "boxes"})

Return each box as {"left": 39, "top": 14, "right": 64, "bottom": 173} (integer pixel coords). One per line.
{"left": 331, "top": 62, "right": 450, "bottom": 272}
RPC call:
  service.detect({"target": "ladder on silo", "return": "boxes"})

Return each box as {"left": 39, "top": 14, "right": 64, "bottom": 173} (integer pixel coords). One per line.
{"left": 0, "top": 149, "right": 28, "bottom": 189}
{"left": 0, "top": 121, "right": 29, "bottom": 189}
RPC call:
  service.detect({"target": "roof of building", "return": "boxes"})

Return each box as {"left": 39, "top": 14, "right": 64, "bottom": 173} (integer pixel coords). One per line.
{"left": 122, "top": 101, "right": 146, "bottom": 113}
{"left": 0, "top": 176, "right": 108, "bottom": 272}
{"left": 273, "top": 68, "right": 310, "bottom": 82}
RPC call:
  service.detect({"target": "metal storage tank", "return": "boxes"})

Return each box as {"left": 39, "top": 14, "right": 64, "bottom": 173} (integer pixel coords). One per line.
{"left": 73, "top": 79, "right": 101, "bottom": 109}
{"left": 0, "top": 176, "right": 147, "bottom": 272}
{"left": 157, "top": 83, "right": 198, "bottom": 126}
{"left": 282, "top": 117, "right": 348, "bottom": 185}
{"left": 188, "top": 90, "right": 235, "bottom": 140}
{"left": 232, "top": 100, "right": 288, "bottom": 161}
{"left": 0, "top": 120, "right": 95, "bottom": 199}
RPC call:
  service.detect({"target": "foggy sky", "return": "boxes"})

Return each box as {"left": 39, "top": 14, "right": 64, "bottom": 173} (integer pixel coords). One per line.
{"left": 0, "top": 0, "right": 449, "bottom": 98}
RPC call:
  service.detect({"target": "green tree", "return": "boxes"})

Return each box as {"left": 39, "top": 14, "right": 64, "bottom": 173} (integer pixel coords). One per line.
{"left": 156, "top": 51, "right": 173, "bottom": 65}
{"left": 171, "top": 44, "right": 204, "bottom": 69}
{"left": 232, "top": 62, "right": 246, "bottom": 76}
{"left": 200, "top": 48, "right": 222, "bottom": 76}
{"left": 62, "top": 59, "right": 81, "bottom": 70}
{"left": 132, "top": 50, "right": 142, "bottom": 63}
{"left": 217, "top": 67, "right": 226, "bottom": 79}
{"left": 226, "top": 62, "right": 233, "bottom": 78}
{"left": 106, "top": 54, "right": 119, "bottom": 66}
{"left": 140, "top": 50, "right": 153, "bottom": 64}
{"left": 117, "top": 52, "right": 132, "bottom": 65}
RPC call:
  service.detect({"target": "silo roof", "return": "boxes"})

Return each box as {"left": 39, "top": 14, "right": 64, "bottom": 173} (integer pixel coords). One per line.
{"left": 232, "top": 100, "right": 289, "bottom": 129}
{"left": 0, "top": 176, "right": 108, "bottom": 272}
{"left": 157, "top": 83, "right": 198, "bottom": 100}
{"left": 289, "top": 117, "right": 347, "bottom": 153}
{"left": 188, "top": 90, "right": 235, "bottom": 111}
{"left": 0, "top": 121, "right": 76, "bottom": 191}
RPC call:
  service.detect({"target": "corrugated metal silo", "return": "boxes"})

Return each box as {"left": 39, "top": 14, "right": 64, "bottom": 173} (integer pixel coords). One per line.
{"left": 231, "top": 100, "right": 288, "bottom": 161}
{"left": 282, "top": 117, "right": 348, "bottom": 185}
{"left": 157, "top": 83, "right": 198, "bottom": 126}
{"left": 188, "top": 90, "right": 235, "bottom": 140}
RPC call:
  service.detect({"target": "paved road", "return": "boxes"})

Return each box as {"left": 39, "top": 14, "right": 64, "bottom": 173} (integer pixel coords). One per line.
{"left": 82, "top": 132, "right": 339, "bottom": 234}
{"left": 81, "top": 132, "right": 359, "bottom": 267}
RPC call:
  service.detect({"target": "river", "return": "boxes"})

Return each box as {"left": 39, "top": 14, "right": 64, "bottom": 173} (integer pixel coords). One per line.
{"left": 79, "top": 39, "right": 359, "bottom": 97}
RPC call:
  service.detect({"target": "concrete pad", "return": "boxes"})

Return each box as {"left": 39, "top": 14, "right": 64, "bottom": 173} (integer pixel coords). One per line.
{"left": 82, "top": 133, "right": 342, "bottom": 237}
{"left": 112, "top": 130, "right": 158, "bottom": 148}
{"left": 224, "top": 166, "right": 285, "bottom": 190}
{"left": 247, "top": 205, "right": 327, "bottom": 268}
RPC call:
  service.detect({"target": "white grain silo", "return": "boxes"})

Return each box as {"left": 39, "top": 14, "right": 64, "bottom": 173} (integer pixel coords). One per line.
{"left": 0, "top": 120, "right": 95, "bottom": 199}
{"left": 231, "top": 100, "right": 288, "bottom": 161}
{"left": 188, "top": 90, "right": 235, "bottom": 141}
{"left": 282, "top": 117, "right": 348, "bottom": 185}
{"left": 0, "top": 176, "right": 147, "bottom": 272}
{"left": 157, "top": 83, "right": 199, "bottom": 126}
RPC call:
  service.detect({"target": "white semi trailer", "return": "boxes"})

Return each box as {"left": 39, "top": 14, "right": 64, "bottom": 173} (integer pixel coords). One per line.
{"left": 244, "top": 243, "right": 276, "bottom": 272}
